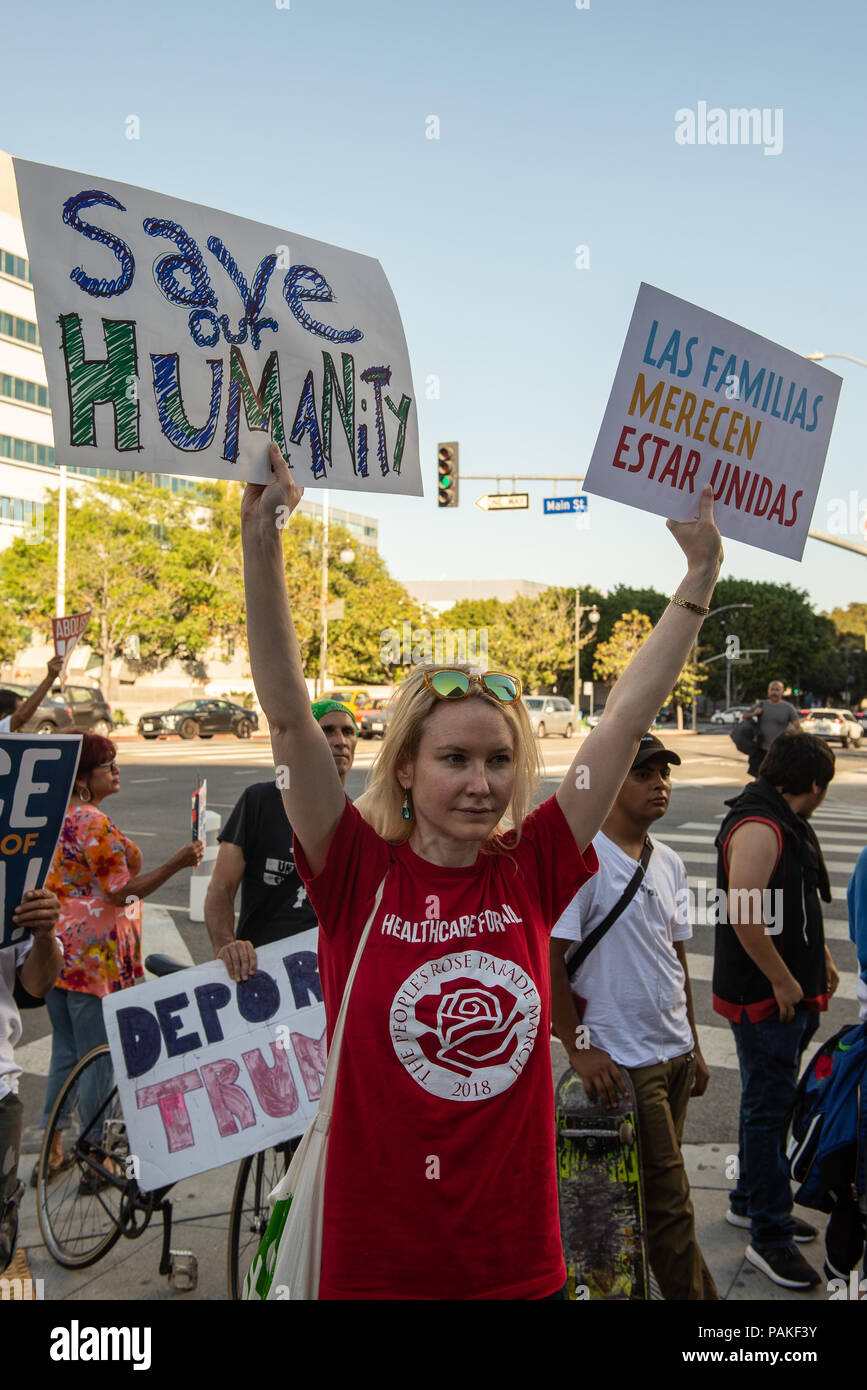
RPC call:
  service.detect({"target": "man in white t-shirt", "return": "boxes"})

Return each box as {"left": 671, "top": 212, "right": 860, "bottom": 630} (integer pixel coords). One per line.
{"left": 550, "top": 733, "right": 717, "bottom": 1300}
{"left": 0, "top": 654, "right": 65, "bottom": 734}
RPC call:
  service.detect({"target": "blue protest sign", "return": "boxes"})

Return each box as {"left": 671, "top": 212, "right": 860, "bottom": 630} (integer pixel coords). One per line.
{"left": 0, "top": 734, "right": 82, "bottom": 947}
{"left": 543, "top": 496, "right": 588, "bottom": 514}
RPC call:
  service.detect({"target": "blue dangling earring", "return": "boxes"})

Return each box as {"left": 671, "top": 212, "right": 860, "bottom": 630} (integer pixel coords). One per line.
{"left": 401, "top": 788, "right": 412, "bottom": 821}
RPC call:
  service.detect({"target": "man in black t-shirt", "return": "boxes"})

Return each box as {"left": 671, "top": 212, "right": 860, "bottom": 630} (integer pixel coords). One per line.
{"left": 712, "top": 733, "right": 838, "bottom": 1292}
{"left": 205, "top": 701, "right": 358, "bottom": 981}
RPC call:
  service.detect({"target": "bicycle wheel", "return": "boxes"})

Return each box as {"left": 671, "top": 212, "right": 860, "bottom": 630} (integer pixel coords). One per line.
{"left": 227, "top": 1140, "right": 296, "bottom": 1300}
{"left": 36, "top": 1043, "right": 126, "bottom": 1268}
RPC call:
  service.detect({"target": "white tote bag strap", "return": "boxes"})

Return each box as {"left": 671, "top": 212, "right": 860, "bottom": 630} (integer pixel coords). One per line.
{"left": 314, "top": 871, "right": 388, "bottom": 1127}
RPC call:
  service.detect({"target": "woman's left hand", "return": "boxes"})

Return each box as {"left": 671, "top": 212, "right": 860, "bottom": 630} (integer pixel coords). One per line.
{"left": 12, "top": 888, "right": 61, "bottom": 936}
{"left": 666, "top": 484, "right": 724, "bottom": 575}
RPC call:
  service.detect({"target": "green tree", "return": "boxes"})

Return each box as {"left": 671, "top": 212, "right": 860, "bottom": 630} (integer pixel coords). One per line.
{"left": 0, "top": 481, "right": 170, "bottom": 693}
{"left": 0, "top": 603, "right": 30, "bottom": 667}
{"left": 325, "top": 526, "right": 431, "bottom": 683}
{"left": 499, "top": 589, "right": 575, "bottom": 692}
{"left": 697, "top": 579, "right": 848, "bottom": 706}
{"left": 593, "top": 609, "right": 705, "bottom": 725}
{"left": 823, "top": 602, "right": 867, "bottom": 639}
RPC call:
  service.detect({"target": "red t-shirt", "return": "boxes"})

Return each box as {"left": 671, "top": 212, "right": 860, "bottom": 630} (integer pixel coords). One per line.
{"left": 294, "top": 793, "right": 598, "bottom": 1300}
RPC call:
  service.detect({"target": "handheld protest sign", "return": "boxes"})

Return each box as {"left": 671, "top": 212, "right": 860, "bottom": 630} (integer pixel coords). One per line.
{"left": 12, "top": 156, "right": 420, "bottom": 496}
{"left": 0, "top": 734, "right": 81, "bottom": 947}
{"left": 191, "top": 779, "right": 206, "bottom": 842}
{"left": 582, "top": 283, "right": 842, "bottom": 560}
{"left": 102, "top": 933, "right": 325, "bottom": 1191}
{"left": 52, "top": 609, "right": 91, "bottom": 688}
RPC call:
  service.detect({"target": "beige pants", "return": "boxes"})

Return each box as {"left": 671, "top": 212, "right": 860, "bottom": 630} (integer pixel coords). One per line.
{"left": 625, "top": 1052, "right": 719, "bottom": 1301}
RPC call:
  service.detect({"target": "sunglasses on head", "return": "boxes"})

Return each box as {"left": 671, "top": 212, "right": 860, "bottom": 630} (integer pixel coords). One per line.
{"left": 422, "top": 670, "right": 522, "bottom": 704}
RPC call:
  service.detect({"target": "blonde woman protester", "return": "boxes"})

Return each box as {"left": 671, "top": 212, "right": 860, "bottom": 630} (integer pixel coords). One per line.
{"left": 242, "top": 442, "right": 723, "bottom": 1301}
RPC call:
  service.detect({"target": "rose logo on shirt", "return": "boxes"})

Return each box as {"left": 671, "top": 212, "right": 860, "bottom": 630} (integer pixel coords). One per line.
{"left": 415, "top": 979, "right": 521, "bottom": 1077}
{"left": 389, "top": 951, "right": 542, "bottom": 1102}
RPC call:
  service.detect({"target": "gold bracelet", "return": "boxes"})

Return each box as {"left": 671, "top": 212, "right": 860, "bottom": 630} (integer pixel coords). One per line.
{"left": 670, "top": 594, "right": 709, "bottom": 617}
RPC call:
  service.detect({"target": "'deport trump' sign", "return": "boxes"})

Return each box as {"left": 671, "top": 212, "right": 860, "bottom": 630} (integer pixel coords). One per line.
{"left": 102, "top": 932, "right": 326, "bottom": 1190}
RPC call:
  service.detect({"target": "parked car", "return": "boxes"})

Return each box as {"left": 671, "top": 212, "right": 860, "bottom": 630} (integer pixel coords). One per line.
{"left": 358, "top": 698, "right": 394, "bottom": 739}
{"left": 0, "top": 682, "right": 75, "bottom": 734}
{"left": 523, "top": 696, "right": 575, "bottom": 738}
{"left": 138, "top": 699, "right": 258, "bottom": 740}
{"left": 710, "top": 706, "right": 755, "bottom": 725}
{"left": 322, "top": 689, "right": 373, "bottom": 715}
{"left": 800, "top": 708, "right": 864, "bottom": 748}
{"left": 49, "top": 683, "right": 113, "bottom": 735}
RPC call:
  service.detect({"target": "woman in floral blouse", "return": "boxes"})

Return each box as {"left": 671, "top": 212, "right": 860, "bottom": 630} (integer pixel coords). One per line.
{"left": 36, "top": 731, "right": 204, "bottom": 1182}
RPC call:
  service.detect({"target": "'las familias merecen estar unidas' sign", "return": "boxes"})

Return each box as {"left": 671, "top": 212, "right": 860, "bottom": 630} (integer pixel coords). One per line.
{"left": 12, "top": 157, "right": 420, "bottom": 496}
{"left": 582, "top": 283, "right": 841, "bottom": 561}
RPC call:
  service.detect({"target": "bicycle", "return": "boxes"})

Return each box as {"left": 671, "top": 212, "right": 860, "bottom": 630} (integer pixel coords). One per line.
{"left": 34, "top": 953, "right": 299, "bottom": 1298}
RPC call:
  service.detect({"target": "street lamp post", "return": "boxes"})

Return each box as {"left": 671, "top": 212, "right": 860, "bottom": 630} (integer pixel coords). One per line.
{"left": 805, "top": 352, "right": 867, "bottom": 369}
{"left": 691, "top": 603, "right": 754, "bottom": 729}
{"left": 574, "top": 590, "right": 600, "bottom": 720}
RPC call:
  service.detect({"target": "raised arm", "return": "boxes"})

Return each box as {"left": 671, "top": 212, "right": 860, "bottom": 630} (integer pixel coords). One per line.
{"left": 241, "top": 443, "right": 346, "bottom": 876}
{"left": 556, "top": 484, "right": 723, "bottom": 851}
{"left": 10, "top": 655, "right": 64, "bottom": 731}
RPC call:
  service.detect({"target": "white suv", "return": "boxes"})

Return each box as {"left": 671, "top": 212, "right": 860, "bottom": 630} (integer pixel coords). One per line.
{"left": 801, "top": 708, "right": 864, "bottom": 748}
{"left": 523, "top": 696, "right": 575, "bottom": 738}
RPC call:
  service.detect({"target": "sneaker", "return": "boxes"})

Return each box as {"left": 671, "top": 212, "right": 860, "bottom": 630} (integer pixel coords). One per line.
{"left": 726, "top": 1210, "right": 751, "bottom": 1230}
{"left": 746, "top": 1244, "right": 821, "bottom": 1289}
{"left": 727, "top": 1210, "right": 817, "bottom": 1242}
{"left": 790, "top": 1217, "right": 818, "bottom": 1244}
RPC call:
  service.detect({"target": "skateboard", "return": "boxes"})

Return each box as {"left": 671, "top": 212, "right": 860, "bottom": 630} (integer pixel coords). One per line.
{"left": 555, "top": 1065, "right": 649, "bottom": 1300}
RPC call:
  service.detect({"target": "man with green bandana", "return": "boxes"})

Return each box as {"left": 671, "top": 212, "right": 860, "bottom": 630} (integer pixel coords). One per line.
{"left": 205, "top": 701, "right": 358, "bottom": 981}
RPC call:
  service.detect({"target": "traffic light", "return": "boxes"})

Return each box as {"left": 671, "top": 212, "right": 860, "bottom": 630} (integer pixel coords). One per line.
{"left": 437, "top": 442, "right": 459, "bottom": 507}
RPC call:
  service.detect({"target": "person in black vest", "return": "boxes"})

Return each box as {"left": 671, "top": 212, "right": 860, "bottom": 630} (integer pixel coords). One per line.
{"left": 205, "top": 700, "right": 358, "bottom": 981}
{"left": 713, "top": 731, "right": 839, "bottom": 1290}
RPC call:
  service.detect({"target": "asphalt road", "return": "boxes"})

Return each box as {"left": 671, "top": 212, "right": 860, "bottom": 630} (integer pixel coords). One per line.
{"left": 17, "top": 728, "right": 867, "bottom": 1151}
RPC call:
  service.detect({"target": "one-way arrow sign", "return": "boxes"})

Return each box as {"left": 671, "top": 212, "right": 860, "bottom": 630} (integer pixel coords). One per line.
{"left": 474, "top": 493, "right": 530, "bottom": 512}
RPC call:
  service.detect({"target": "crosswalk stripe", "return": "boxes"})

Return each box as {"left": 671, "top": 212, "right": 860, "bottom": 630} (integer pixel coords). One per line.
{"left": 657, "top": 830, "right": 865, "bottom": 853}
{"left": 671, "top": 848, "right": 858, "bottom": 875}
{"left": 685, "top": 951, "right": 859, "bottom": 1001}
{"left": 695, "top": 1023, "right": 739, "bottom": 1070}
{"left": 685, "top": 875, "right": 849, "bottom": 906}
{"left": 676, "top": 819, "right": 867, "bottom": 836}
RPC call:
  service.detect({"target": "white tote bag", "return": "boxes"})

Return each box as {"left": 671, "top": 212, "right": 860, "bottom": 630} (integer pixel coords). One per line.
{"left": 243, "top": 873, "right": 388, "bottom": 1301}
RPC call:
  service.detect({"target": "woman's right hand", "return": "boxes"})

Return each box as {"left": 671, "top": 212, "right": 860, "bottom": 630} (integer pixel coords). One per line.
{"left": 241, "top": 442, "right": 304, "bottom": 542}
{"left": 173, "top": 840, "right": 206, "bottom": 871}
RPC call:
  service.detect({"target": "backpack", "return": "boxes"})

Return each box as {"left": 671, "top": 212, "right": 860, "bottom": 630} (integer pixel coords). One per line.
{"left": 786, "top": 1022, "right": 867, "bottom": 1213}
{"left": 729, "top": 716, "right": 759, "bottom": 755}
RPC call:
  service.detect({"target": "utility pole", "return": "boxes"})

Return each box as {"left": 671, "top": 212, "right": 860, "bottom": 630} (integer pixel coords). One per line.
{"left": 691, "top": 603, "right": 753, "bottom": 728}
{"left": 55, "top": 464, "right": 67, "bottom": 617}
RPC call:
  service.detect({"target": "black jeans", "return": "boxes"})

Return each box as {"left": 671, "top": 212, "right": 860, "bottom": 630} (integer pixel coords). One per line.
{"left": 729, "top": 1007, "right": 820, "bottom": 1248}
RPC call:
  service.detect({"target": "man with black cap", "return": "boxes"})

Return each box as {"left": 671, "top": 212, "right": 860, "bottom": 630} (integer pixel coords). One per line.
{"left": 550, "top": 733, "right": 717, "bottom": 1300}
{"left": 205, "top": 700, "right": 358, "bottom": 981}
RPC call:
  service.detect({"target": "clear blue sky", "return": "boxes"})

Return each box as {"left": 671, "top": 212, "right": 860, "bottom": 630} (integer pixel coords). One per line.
{"left": 4, "top": 0, "right": 866, "bottom": 614}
